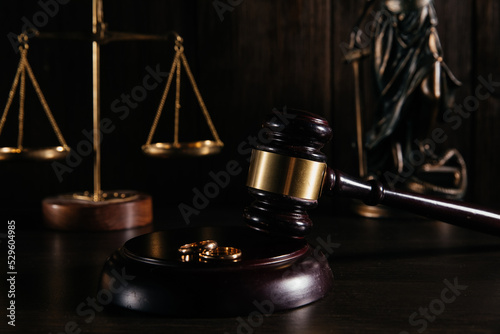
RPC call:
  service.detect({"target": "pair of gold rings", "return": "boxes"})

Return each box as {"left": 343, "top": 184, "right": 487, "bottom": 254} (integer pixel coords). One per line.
{"left": 178, "top": 240, "right": 242, "bottom": 262}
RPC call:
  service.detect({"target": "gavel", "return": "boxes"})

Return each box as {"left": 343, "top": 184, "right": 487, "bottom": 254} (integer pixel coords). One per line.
{"left": 244, "top": 108, "right": 500, "bottom": 238}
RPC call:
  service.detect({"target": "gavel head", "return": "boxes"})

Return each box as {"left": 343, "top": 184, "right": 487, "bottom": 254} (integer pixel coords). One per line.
{"left": 243, "top": 108, "right": 333, "bottom": 238}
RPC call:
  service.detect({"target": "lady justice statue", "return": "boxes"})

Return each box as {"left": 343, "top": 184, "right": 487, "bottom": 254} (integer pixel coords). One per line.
{"left": 344, "top": 0, "right": 467, "bottom": 208}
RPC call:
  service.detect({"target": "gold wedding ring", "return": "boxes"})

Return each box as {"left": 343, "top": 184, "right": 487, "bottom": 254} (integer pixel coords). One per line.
{"left": 178, "top": 241, "right": 241, "bottom": 262}
{"left": 199, "top": 247, "right": 242, "bottom": 262}
{"left": 178, "top": 240, "right": 218, "bottom": 254}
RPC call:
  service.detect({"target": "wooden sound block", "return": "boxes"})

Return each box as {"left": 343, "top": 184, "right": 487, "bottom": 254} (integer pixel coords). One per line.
{"left": 42, "top": 191, "right": 153, "bottom": 231}
{"left": 99, "top": 226, "right": 333, "bottom": 317}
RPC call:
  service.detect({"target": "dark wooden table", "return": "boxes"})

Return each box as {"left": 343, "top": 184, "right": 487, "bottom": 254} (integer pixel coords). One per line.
{"left": 2, "top": 204, "right": 500, "bottom": 334}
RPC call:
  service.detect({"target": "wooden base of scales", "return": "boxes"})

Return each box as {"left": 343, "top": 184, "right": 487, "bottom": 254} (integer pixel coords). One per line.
{"left": 42, "top": 191, "right": 153, "bottom": 231}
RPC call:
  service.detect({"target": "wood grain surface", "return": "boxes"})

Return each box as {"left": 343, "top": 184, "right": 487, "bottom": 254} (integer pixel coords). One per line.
{"left": 1, "top": 207, "right": 500, "bottom": 333}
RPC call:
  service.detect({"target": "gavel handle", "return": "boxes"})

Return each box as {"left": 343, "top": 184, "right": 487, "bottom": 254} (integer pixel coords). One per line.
{"left": 324, "top": 167, "right": 500, "bottom": 236}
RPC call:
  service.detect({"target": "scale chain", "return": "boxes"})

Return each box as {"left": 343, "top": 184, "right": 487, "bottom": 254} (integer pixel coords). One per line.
{"left": 145, "top": 49, "right": 182, "bottom": 146}
{"left": 0, "top": 39, "right": 69, "bottom": 150}
{"left": 174, "top": 51, "right": 181, "bottom": 146}
{"left": 23, "top": 54, "right": 69, "bottom": 148}
{"left": 144, "top": 38, "right": 223, "bottom": 149}
{"left": 18, "top": 51, "right": 26, "bottom": 149}
{"left": 0, "top": 51, "right": 25, "bottom": 137}
{"left": 179, "top": 53, "right": 222, "bottom": 144}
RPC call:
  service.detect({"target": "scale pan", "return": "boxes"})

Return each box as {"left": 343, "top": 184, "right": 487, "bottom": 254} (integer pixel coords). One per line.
{"left": 0, "top": 146, "right": 70, "bottom": 161}
{"left": 142, "top": 140, "right": 223, "bottom": 158}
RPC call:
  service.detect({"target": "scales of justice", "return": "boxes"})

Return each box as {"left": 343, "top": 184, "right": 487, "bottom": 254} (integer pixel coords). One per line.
{"left": 0, "top": 0, "right": 223, "bottom": 230}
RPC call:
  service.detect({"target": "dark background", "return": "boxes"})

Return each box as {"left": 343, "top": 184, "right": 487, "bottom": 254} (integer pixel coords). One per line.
{"left": 0, "top": 0, "right": 498, "bottom": 223}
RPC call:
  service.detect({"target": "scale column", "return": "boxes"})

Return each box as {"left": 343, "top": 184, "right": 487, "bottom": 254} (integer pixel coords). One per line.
{"left": 92, "top": 0, "right": 102, "bottom": 202}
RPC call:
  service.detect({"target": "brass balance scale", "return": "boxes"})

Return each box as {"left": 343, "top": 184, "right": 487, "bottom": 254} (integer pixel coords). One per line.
{"left": 0, "top": 0, "right": 223, "bottom": 230}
